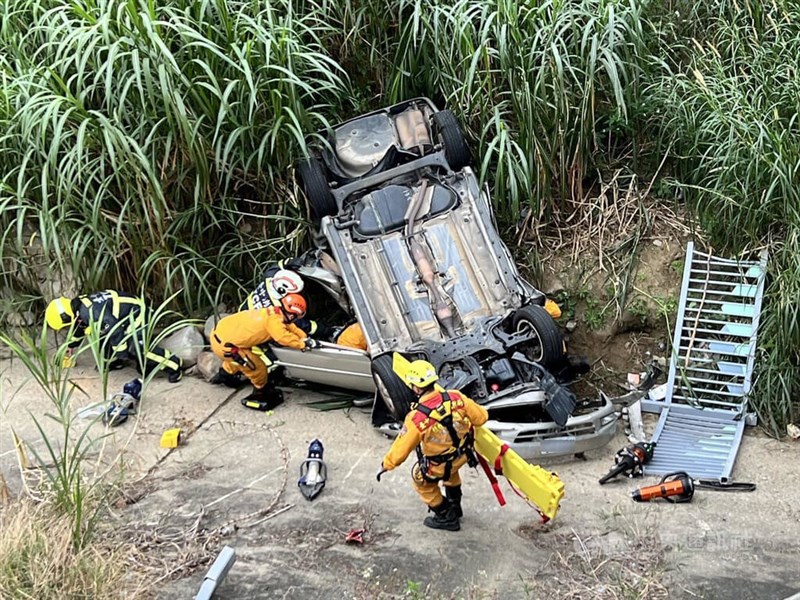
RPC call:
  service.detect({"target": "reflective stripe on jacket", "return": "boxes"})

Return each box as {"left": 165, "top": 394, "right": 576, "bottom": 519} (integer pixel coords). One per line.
{"left": 69, "top": 290, "right": 145, "bottom": 349}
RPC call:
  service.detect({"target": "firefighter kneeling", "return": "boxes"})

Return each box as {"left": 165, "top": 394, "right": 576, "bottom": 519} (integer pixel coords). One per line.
{"left": 376, "top": 356, "right": 488, "bottom": 531}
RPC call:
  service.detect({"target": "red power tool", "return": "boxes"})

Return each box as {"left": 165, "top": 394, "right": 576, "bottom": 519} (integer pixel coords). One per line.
{"left": 631, "top": 471, "right": 756, "bottom": 503}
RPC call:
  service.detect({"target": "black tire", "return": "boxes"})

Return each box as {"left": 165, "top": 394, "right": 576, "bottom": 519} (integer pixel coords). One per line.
{"left": 371, "top": 354, "right": 416, "bottom": 420}
{"left": 512, "top": 304, "right": 565, "bottom": 369}
{"left": 296, "top": 158, "right": 336, "bottom": 222}
{"left": 432, "top": 110, "right": 471, "bottom": 170}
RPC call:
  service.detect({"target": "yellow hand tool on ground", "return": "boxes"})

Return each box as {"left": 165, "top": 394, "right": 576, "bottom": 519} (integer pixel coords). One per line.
{"left": 160, "top": 428, "right": 182, "bottom": 448}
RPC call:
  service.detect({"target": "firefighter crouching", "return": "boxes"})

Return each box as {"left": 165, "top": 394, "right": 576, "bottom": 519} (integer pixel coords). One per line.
{"left": 210, "top": 293, "right": 320, "bottom": 411}
{"left": 376, "top": 356, "right": 488, "bottom": 531}
{"left": 45, "top": 290, "right": 183, "bottom": 382}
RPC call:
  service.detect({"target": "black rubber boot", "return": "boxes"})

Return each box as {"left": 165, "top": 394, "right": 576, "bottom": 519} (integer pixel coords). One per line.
{"left": 167, "top": 369, "right": 183, "bottom": 383}
{"left": 445, "top": 485, "right": 463, "bottom": 518}
{"left": 108, "top": 359, "right": 126, "bottom": 371}
{"left": 423, "top": 499, "right": 460, "bottom": 531}
{"left": 210, "top": 367, "right": 244, "bottom": 388}
{"left": 241, "top": 386, "right": 284, "bottom": 411}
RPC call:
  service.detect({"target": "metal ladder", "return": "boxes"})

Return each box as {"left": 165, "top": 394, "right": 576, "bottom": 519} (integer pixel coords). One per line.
{"left": 642, "top": 241, "right": 768, "bottom": 480}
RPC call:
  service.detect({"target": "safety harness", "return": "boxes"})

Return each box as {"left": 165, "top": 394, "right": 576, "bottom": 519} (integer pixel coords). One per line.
{"left": 414, "top": 392, "right": 478, "bottom": 482}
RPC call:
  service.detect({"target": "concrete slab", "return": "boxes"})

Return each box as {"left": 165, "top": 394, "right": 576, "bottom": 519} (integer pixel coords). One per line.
{"left": 2, "top": 353, "right": 799, "bottom": 599}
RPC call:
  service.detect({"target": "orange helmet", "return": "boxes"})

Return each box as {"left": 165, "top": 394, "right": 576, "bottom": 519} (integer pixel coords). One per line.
{"left": 281, "top": 293, "right": 307, "bottom": 319}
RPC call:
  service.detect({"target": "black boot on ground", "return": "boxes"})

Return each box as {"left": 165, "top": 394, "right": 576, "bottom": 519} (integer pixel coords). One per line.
{"left": 241, "top": 386, "right": 284, "bottom": 411}
{"left": 210, "top": 367, "right": 244, "bottom": 388}
{"left": 445, "top": 485, "right": 463, "bottom": 518}
{"left": 423, "top": 499, "right": 460, "bottom": 531}
{"left": 167, "top": 369, "right": 183, "bottom": 383}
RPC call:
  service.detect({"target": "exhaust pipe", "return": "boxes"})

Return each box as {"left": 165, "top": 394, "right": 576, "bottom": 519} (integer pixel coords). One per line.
{"left": 404, "top": 179, "right": 458, "bottom": 338}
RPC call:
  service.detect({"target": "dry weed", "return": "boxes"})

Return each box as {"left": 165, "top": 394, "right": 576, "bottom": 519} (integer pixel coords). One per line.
{"left": 0, "top": 499, "right": 145, "bottom": 599}
{"left": 519, "top": 514, "right": 672, "bottom": 600}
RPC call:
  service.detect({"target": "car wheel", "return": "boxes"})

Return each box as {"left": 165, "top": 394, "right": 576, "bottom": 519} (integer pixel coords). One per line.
{"left": 512, "top": 304, "right": 565, "bottom": 369}
{"left": 296, "top": 158, "right": 337, "bottom": 222}
{"left": 432, "top": 110, "right": 471, "bottom": 171}
{"left": 371, "top": 354, "right": 416, "bottom": 420}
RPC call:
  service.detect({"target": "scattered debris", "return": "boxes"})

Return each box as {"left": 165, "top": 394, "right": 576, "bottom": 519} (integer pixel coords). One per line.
{"left": 648, "top": 383, "right": 667, "bottom": 401}
{"left": 345, "top": 528, "right": 366, "bottom": 545}
{"left": 565, "top": 320, "right": 578, "bottom": 333}
{"left": 77, "top": 404, "right": 106, "bottom": 420}
{"left": 788, "top": 424, "right": 800, "bottom": 440}
{"left": 195, "top": 545, "right": 236, "bottom": 600}
{"left": 624, "top": 400, "right": 646, "bottom": 443}
{"left": 627, "top": 372, "right": 641, "bottom": 388}
{"left": 161, "top": 325, "right": 205, "bottom": 367}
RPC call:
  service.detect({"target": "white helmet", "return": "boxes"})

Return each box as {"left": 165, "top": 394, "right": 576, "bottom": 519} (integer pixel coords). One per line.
{"left": 270, "top": 269, "right": 304, "bottom": 298}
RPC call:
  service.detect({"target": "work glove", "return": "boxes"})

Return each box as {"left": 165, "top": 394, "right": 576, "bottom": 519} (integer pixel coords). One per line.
{"left": 376, "top": 464, "right": 388, "bottom": 482}
{"left": 303, "top": 337, "right": 321, "bottom": 351}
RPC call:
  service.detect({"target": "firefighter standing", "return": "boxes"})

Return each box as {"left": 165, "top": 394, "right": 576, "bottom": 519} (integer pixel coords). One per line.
{"left": 44, "top": 290, "right": 183, "bottom": 382}
{"left": 210, "top": 293, "right": 319, "bottom": 410}
{"left": 376, "top": 357, "right": 488, "bottom": 531}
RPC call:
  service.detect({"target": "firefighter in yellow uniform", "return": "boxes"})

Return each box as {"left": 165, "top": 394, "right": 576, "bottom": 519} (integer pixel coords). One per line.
{"left": 376, "top": 357, "right": 488, "bottom": 531}
{"left": 210, "top": 294, "right": 319, "bottom": 411}
{"left": 334, "top": 322, "right": 367, "bottom": 351}
{"left": 45, "top": 290, "right": 183, "bottom": 382}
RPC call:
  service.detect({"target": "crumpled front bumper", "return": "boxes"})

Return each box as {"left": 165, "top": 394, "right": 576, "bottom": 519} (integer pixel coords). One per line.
{"left": 484, "top": 396, "right": 618, "bottom": 459}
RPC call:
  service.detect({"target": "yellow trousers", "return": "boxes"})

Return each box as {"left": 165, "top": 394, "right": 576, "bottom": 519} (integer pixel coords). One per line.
{"left": 411, "top": 455, "right": 468, "bottom": 508}
{"left": 210, "top": 337, "right": 269, "bottom": 389}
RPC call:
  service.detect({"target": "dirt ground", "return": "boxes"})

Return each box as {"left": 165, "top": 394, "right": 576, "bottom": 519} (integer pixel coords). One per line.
{"left": 2, "top": 190, "right": 798, "bottom": 599}
{"left": 1, "top": 351, "right": 799, "bottom": 600}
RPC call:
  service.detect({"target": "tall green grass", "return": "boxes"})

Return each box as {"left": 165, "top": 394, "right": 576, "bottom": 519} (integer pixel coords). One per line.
{"left": 648, "top": 0, "right": 800, "bottom": 433}
{"left": 0, "top": 0, "right": 349, "bottom": 314}
{"left": 1, "top": 0, "right": 797, "bottom": 430}
{"left": 387, "top": 0, "right": 650, "bottom": 221}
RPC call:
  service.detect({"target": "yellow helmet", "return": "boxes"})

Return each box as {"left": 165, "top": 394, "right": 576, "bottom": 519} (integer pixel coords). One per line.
{"left": 45, "top": 297, "right": 74, "bottom": 330}
{"left": 402, "top": 359, "right": 439, "bottom": 388}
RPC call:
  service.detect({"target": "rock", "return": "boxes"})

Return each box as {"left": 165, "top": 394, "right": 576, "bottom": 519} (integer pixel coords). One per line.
{"left": 565, "top": 320, "right": 578, "bottom": 333}
{"left": 204, "top": 313, "right": 231, "bottom": 343}
{"left": 195, "top": 351, "right": 222, "bottom": 381}
{"left": 4, "top": 311, "right": 35, "bottom": 327}
{"left": 159, "top": 325, "right": 205, "bottom": 367}
{"left": 652, "top": 239, "right": 663, "bottom": 247}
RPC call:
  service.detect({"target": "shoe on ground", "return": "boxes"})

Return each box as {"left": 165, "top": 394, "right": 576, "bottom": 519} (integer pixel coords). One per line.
{"left": 210, "top": 368, "right": 244, "bottom": 388}
{"left": 167, "top": 369, "right": 183, "bottom": 383}
{"left": 241, "top": 388, "right": 284, "bottom": 411}
{"left": 423, "top": 500, "right": 461, "bottom": 531}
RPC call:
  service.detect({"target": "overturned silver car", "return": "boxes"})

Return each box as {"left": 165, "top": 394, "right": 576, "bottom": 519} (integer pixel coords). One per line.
{"left": 281, "top": 98, "right": 616, "bottom": 459}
